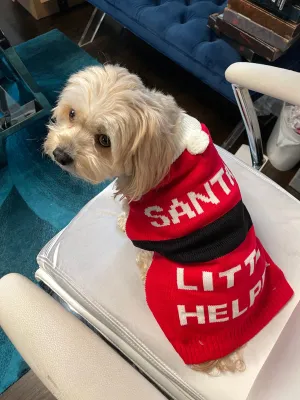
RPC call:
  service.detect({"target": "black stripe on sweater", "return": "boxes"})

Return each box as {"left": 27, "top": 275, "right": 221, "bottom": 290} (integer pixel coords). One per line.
{"left": 132, "top": 201, "right": 252, "bottom": 264}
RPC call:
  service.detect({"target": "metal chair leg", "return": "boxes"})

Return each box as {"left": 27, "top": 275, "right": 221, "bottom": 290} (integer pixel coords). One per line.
{"left": 222, "top": 112, "right": 276, "bottom": 153}
{"left": 231, "top": 84, "right": 264, "bottom": 170}
{"left": 78, "top": 8, "right": 106, "bottom": 47}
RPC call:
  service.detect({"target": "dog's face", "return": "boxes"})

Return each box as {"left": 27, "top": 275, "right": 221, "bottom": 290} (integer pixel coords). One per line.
{"left": 44, "top": 65, "right": 179, "bottom": 199}
{"left": 44, "top": 65, "right": 143, "bottom": 184}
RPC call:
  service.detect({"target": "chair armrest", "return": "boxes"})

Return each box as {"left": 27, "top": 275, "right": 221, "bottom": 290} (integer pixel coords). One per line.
{"left": 0, "top": 274, "right": 166, "bottom": 400}
{"left": 226, "top": 63, "right": 300, "bottom": 106}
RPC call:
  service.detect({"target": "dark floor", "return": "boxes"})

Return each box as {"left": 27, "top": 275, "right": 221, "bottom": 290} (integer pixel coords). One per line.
{"left": 2, "top": 371, "right": 55, "bottom": 400}
{"left": 1, "top": 0, "right": 299, "bottom": 195}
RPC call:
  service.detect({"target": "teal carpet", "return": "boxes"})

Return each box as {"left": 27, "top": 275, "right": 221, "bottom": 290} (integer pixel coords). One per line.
{"left": 0, "top": 30, "right": 109, "bottom": 392}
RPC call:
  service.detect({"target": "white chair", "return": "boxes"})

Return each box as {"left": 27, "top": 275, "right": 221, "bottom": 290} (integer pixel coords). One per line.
{"left": 1, "top": 63, "right": 300, "bottom": 400}
{"left": 225, "top": 63, "right": 300, "bottom": 169}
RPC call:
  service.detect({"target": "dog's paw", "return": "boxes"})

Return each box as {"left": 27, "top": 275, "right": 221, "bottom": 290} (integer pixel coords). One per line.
{"left": 117, "top": 212, "right": 127, "bottom": 233}
{"left": 136, "top": 250, "right": 153, "bottom": 282}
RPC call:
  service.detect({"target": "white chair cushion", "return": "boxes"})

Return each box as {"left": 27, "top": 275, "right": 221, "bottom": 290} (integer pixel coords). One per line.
{"left": 36, "top": 147, "right": 300, "bottom": 400}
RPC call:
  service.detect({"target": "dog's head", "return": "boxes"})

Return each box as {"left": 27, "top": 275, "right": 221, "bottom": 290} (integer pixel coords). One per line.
{"left": 44, "top": 65, "right": 180, "bottom": 199}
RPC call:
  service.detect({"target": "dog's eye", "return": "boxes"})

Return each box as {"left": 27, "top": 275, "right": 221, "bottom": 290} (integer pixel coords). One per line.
{"left": 50, "top": 116, "right": 56, "bottom": 124}
{"left": 97, "top": 134, "right": 111, "bottom": 148}
{"left": 69, "top": 109, "right": 76, "bottom": 120}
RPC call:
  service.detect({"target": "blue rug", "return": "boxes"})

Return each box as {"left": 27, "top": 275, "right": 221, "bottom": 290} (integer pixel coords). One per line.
{"left": 0, "top": 30, "right": 109, "bottom": 392}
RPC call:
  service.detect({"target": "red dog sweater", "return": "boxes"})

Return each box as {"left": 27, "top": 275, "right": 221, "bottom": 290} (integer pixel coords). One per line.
{"left": 126, "top": 121, "right": 294, "bottom": 365}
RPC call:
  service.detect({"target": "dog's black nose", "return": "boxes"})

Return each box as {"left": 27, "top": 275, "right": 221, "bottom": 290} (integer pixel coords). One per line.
{"left": 53, "top": 147, "right": 73, "bottom": 166}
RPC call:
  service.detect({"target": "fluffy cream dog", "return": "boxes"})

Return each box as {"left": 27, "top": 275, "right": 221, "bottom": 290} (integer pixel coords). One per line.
{"left": 44, "top": 65, "right": 178, "bottom": 198}
{"left": 44, "top": 65, "right": 292, "bottom": 374}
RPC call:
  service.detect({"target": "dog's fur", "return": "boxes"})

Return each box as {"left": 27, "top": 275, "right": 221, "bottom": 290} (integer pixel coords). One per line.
{"left": 44, "top": 65, "right": 245, "bottom": 373}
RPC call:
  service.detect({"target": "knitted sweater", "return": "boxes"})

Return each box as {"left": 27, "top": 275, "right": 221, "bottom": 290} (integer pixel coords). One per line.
{"left": 126, "top": 117, "right": 294, "bottom": 365}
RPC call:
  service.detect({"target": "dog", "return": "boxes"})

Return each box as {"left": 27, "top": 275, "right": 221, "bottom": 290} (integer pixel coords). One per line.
{"left": 44, "top": 65, "right": 293, "bottom": 374}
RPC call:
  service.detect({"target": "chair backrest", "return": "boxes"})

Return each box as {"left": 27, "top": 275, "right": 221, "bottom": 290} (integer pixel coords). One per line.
{"left": 226, "top": 63, "right": 300, "bottom": 106}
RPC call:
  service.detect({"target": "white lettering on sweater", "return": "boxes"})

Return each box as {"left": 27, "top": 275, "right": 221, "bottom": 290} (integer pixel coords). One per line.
{"left": 144, "top": 167, "right": 235, "bottom": 227}
{"left": 210, "top": 168, "right": 231, "bottom": 195}
{"left": 176, "top": 249, "right": 261, "bottom": 291}
{"left": 177, "top": 268, "right": 198, "bottom": 291}
{"left": 225, "top": 165, "right": 235, "bottom": 185}
{"left": 177, "top": 273, "right": 265, "bottom": 326}
{"left": 219, "top": 265, "right": 241, "bottom": 288}
{"left": 245, "top": 249, "right": 256, "bottom": 275}
{"left": 208, "top": 304, "right": 229, "bottom": 323}
{"left": 249, "top": 280, "right": 262, "bottom": 307}
{"left": 232, "top": 299, "right": 248, "bottom": 318}
{"left": 178, "top": 305, "right": 205, "bottom": 325}
{"left": 144, "top": 206, "right": 170, "bottom": 227}
{"left": 176, "top": 249, "right": 266, "bottom": 325}
{"left": 169, "top": 199, "right": 196, "bottom": 224}
{"left": 247, "top": 249, "right": 261, "bottom": 275}
{"left": 203, "top": 271, "right": 214, "bottom": 291}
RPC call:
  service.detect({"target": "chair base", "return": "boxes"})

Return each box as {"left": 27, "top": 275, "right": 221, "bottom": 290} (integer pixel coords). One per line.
{"left": 78, "top": 8, "right": 106, "bottom": 47}
{"left": 235, "top": 144, "right": 268, "bottom": 171}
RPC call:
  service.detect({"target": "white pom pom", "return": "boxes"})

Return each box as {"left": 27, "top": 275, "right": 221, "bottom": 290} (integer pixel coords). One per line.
{"left": 186, "top": 129, "right": 210, "bottom": 155}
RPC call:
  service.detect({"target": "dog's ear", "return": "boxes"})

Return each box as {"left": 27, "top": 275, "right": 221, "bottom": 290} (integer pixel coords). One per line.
{"left": 115, "top": 90, "right": 179, "bottom": 200}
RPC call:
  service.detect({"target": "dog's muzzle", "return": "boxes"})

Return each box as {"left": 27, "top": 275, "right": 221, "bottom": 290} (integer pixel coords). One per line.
{"left": 53, "top": 147, "right": 74, "bottom": 166}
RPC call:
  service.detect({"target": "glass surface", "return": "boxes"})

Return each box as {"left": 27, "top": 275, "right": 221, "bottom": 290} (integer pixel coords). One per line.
{"left": 0, "top": 85, "right": 37, "bottom": 132}
{"left": 0, "top": 50, "right": 38, "bottom": 132}
{"left": 0, "top": 35, "right": 51, "bottom": 165}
